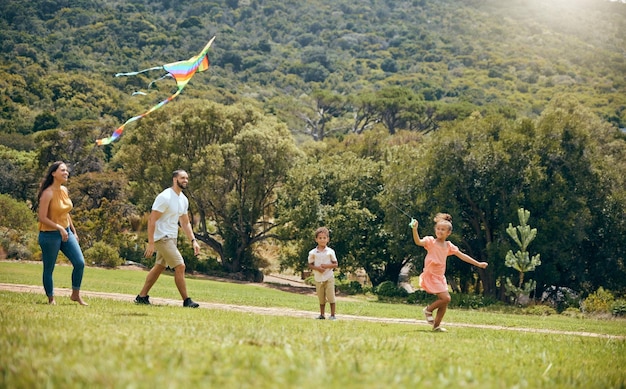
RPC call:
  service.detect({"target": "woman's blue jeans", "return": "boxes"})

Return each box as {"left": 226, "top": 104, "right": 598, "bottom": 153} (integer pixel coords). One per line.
{"left": 38, "top": 228, "right": 85, "bottom": 297}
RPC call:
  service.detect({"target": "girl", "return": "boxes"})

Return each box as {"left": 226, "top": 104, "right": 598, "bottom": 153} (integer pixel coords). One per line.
{"left": 411, "top": 213, "right": 487, "bottom": 331}
{"left": 37, "top": 161, "right": 87, "bottom": 305}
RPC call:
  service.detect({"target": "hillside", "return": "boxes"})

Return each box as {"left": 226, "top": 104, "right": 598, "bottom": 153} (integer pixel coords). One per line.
{"left": 1, "top": 0, "right": 625, "bottom": 142}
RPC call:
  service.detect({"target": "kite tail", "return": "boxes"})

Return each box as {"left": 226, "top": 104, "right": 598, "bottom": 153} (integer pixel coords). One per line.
{"left": 96, "top": 89, "right": 182, "bottom": 146}
{"left": 115, "top": 66, "right": 164, "bottom": 78}
{"left": 147, "top": 73, "right": 174, "bottom": 89}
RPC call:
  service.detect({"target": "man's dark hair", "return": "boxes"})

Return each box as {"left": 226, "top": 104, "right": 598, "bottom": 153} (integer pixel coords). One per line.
{"left": 172, "top": 169, "right": 186, "bottom": 178}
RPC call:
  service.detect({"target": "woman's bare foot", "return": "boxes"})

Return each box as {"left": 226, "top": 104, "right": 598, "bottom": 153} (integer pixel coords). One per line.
{"left": 70, "top": 292, "right": 88, "bottom": 306}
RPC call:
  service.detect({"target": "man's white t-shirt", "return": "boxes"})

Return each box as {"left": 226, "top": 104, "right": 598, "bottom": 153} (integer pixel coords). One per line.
{"left": 152, "top": 187, "right": 188, "bottom": 241}
{"left": 308, "top": 246, "right": 338, "bottom": 282}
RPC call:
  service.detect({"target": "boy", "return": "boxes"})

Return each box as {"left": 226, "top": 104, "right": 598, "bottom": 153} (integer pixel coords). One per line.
{"left": 308, "top": 227, "right": 338, "bottom": 320}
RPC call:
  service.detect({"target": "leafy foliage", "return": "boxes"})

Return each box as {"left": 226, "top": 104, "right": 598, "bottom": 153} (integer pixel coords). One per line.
{"left": 0, "top": 0, "right": 624, "bottom": 300}
{"left": 504, "top": 208, "right": 541, "bottom": 304}
{"left": 581, "top": 287, "right": 615, "bottom": 314}
{"left": 84, "top": 241, "right": 124, "bottom": 268}
{"left": 0, "top": 194, "right": 36, "bottom": 232}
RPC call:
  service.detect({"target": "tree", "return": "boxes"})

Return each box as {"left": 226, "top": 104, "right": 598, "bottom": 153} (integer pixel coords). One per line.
{"left": 527, "top": 96, "right": 626, "bottom": 295}
{"left": 504, "top": 208, "right": 541, "bottom": 305}
{"left": 0, "top": 193, "right": 35, "bottom": 232}
{"left": 374, "top": 86, "right": 415, "bottom": 135}
{"left": 33, "top": 120, "right": 107, "bottom": 176}
{"left": 277, "top": 143, "right": 403, "bottom": 286}
{"left": 0, "top": 146, "right": 37, "bottom": 201}
{"left": 299, "top": 89, "right": 346, "bottom": 141}
{"left": 385, "top": 115, "right": 536, "bottom": 298}
{"left": 348, "top": 92, "right": 379, "bottom": 135}
{"left": 115, "top": 100, "right": 302, "bottom": 279}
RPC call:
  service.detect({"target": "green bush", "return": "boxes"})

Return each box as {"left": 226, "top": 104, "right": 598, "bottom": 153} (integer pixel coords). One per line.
{"left": 336, "top": 281, "right": 363, "bottom": 295}
{"left": 406, "top": 290, "right": 432, "bottom": 305}
{"left": 118, "top": 242, "right": 144, "bottom": 264}
{"left": 0, "top": 227, "right": 37, "bottom": 260}
{"left": 450, "top": 293, "right": 496, "bottom": 309}
{"left": 611, "top": 299, "right": 626, "bottom": 317}
{"left": 375, "top": 281, "right": 409, "bottom": 298}
{"left": 581, "top": 287, "right": 614, "bottom": 314}
{"left": 84, "top": 242, "right": 124, "bottom": 268}
{"left": 560, "top": 307, "right": 584, "bottom": 318}
{"left": 522, "top": 304, "right": 557, "bottom": 316}
{"left": 0, "top": 194, "right": 36, "bottom": 232}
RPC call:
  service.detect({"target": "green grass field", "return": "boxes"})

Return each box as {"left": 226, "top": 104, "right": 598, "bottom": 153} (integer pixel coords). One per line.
{"left": 1, "top": 261, "right": 624, "bottom": 388}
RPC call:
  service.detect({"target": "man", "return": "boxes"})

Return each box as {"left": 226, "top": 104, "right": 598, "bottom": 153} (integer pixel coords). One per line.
{"left": 135, "top": 170, "right": 201, "bottom": 308}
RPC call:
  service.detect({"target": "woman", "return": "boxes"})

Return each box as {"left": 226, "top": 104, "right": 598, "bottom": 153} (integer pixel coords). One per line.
{"left": 37, "top": 161, "right": 87, "bottom": 305}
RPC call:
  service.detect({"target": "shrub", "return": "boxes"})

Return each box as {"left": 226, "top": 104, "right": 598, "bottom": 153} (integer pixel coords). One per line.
{"left": 611, "top": 299, "right": 626, "bottom": 317}
{"left": 375, "top": 281, "right": 408, "bottom": 298}
{"left": 0, "top": 227, "right": 37, "bottom": 260}
{"left": 84, "top": 242, "right": 124, "bottom": 268}
{"left": 450, "top": 293, "right": 496, "bottom": 309}
{"left": 118, "top": 242, "right": 144, "bottom": 264}
{"left": 0, "top": 194, "right": 36, "bottom": 231}
{"left": 406, "top": 290, "right": 432, "bottom": 305}
{"left": 560, "top": 307, "right": 584, "bottom": 318}
{"left": 522, "top": 304, "right": 557, "bottom": 316}
{"left": 337, "top": 281, "right": 363, "bottom": 295}
{"left": 581, "top": 287, "right": 614, "bottom": 314}
{"left": 541, "top": 286, "right": 580, "bottom": 313}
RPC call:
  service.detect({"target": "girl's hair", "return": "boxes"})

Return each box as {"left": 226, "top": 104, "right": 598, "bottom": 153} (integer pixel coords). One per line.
{"left": 315, "top": 226, "right": 330, "bottom": 238}
{"left": 433, "top": 213, "right": 453, "bottom": 231}
{"left": 37, "top": 161, "right": 65, "bottom": 201}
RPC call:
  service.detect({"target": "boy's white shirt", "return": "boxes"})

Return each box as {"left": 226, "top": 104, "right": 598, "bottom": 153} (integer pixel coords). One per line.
{"left": 308, "top": 246, "right": 337, "bottom": 282}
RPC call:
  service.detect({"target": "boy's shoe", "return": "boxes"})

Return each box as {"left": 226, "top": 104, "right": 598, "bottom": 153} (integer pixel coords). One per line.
{"left": 135, "top": 295, "right": 151, "bottom": 305}
{"left": 329, "top": 315, "right": 337, "bottom": 321}
{"left": 423, "top": 307, "right": 434, "bottom": 323}
{"left": 183, "top": 297, "right": 199, "bottom": 308}
{"left": 433, "top": 326, "right": 447, "bottom": 332}
{"left": 316, "top": 315, "right": 326, "bottom": 320}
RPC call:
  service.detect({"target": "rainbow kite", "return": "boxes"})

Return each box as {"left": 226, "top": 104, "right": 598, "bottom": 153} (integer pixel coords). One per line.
{"left": 96, "top": 36, "right": 216, "bottom": 145}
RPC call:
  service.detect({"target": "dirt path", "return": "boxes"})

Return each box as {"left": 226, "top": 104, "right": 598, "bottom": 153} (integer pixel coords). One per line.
{"left": 1, "top": 282, "right": 623, "bottom": 340}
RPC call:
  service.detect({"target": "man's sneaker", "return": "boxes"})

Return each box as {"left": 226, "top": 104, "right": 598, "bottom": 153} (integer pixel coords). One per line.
{"left": 183, "top": 297, "right": 199, "bottom": 308}
{"left": 329, "top": 315, "right": 337, "bottom": 321}
{"left": 316, "top": 315, "right": 325, "bottom": 320}
{"left": 433, "top": 326, "right": 447, "bottom": 332}
{"left": 135, "top": 295, "right": 150, "bottom": 305}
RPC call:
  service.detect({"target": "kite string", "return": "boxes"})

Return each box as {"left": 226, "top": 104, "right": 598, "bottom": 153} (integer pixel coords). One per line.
{"left": 359, "top": 179, "right": 414, "bottom": 220}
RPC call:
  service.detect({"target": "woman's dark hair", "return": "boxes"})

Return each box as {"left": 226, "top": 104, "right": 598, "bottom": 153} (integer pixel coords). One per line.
{"left": 37, "top": 161, "right": 65, "bottom": 201}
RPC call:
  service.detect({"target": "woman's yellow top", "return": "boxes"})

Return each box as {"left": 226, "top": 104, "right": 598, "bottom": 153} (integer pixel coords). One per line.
{"left": 39, "top": 187, "right": 73, "bottom": 231}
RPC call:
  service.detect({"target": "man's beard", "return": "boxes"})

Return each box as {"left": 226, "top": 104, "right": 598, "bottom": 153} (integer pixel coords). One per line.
{"left": 176, "top": 179, "right": 188, "bottom": 189}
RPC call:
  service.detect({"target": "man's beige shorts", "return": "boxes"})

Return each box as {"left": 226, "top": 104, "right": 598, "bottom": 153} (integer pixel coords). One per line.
{"left": 316, "top": 278, "right": 336, "bottom": 304}
{"left": 154, "top": 237, "right": 185, "bottom": 269}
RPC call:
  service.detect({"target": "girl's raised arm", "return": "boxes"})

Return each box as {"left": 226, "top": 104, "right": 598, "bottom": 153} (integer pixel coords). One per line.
{"left": 411, "top": 219, "right": 426, "bottom": 246}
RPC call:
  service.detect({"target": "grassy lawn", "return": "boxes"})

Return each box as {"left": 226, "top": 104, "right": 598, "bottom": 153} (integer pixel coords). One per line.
{"left": 1, "top": 261, "right": 625, "bottom": 388}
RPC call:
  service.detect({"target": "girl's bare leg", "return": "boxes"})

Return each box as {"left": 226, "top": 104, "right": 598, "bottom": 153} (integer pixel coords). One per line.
{"left": 428, "top": 291, "right": 451, "bottom": 329}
